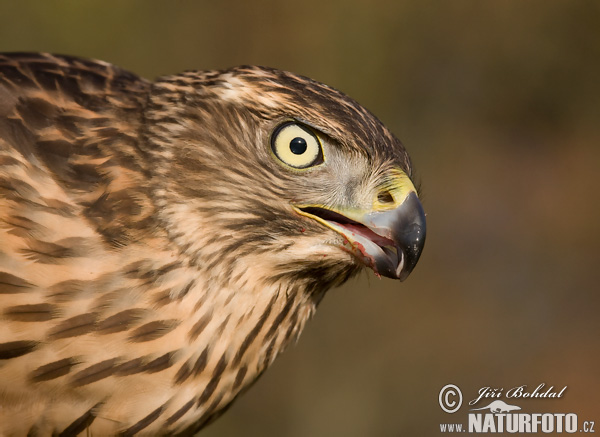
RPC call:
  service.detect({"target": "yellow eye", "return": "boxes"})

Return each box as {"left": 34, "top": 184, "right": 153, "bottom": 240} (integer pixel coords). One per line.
{"left": 271, "top": 122, "right": 324, "bottom": 169}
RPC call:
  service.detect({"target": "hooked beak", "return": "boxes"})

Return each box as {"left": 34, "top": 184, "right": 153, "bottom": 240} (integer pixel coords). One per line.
{"left": 293, "top": 173, "right": 426, "bottom": 281}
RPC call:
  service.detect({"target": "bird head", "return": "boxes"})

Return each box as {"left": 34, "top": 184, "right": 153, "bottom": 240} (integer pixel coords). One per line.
{"left": 144, "top": 66, "right": 426, "bottom": 292}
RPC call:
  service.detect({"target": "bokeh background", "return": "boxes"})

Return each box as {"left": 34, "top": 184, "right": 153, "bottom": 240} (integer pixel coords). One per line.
{"left": 1, "top": 1, "right": 598, "bottom": 435}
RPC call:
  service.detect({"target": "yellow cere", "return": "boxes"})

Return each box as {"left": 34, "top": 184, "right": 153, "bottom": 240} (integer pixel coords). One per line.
{"left": 372, "top": 169, "right": 417, "bottom": 211}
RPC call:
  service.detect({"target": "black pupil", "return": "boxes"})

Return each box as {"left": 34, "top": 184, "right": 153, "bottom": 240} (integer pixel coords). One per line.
{"left": 289, "top": 137, "right": 307, "bottom": 155}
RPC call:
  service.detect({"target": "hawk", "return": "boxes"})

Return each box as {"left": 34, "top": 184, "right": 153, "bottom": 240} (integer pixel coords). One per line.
{"left": 0, "top": 53, "right": 425, "bottom": 435}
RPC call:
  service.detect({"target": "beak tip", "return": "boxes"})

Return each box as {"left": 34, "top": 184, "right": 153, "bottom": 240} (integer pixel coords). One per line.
{"left": 394, "top": 249, "right": 419, "bottom": 282}
{"left": 391, "top": 194, "right": 427, "bottom": 280}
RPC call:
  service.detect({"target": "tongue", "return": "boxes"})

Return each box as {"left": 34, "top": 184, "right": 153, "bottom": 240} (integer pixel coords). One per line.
{"left": 336, "top": 223, "right": 394, "bottom": 247}
{"left": 334, "top": 222, "right": 400, "bottom": 277}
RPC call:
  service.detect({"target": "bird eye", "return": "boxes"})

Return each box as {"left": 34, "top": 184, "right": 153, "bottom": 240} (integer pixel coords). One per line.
{"left": 271, "top": 122, "right": 323, "bottom": 169}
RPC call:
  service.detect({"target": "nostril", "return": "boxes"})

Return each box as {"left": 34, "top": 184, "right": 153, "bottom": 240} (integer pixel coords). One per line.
{"left": 377, "top": 190, "right": 395, "bottom": 205}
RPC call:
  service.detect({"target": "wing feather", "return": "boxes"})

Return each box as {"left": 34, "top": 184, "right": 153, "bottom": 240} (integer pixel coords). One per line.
{"left": 0, "top": 52, "right": 154, "bottom": 249}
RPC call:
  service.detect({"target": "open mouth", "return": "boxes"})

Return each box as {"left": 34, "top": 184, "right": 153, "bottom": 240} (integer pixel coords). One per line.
{"left": 295, "top": 206, "right": 403, "bottom": 277}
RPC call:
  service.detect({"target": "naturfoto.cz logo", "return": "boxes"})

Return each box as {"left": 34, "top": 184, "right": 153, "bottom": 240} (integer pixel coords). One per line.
{"left": 438, "top": 383, "right": 595, "bottom": 434}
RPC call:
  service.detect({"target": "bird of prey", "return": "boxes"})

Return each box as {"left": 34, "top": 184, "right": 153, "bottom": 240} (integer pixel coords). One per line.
{"left": 0, "top": 53, "right": 425, "bottom": 435}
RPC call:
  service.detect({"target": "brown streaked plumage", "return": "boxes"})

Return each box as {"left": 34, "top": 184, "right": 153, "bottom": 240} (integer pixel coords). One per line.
{"left": 0, "top": 52, "right": 426, "bottom": 435}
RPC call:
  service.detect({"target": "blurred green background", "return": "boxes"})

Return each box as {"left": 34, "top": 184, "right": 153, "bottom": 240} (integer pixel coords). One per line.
{"left": 1, "top": 1, "right": 598, "bottom": 435}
